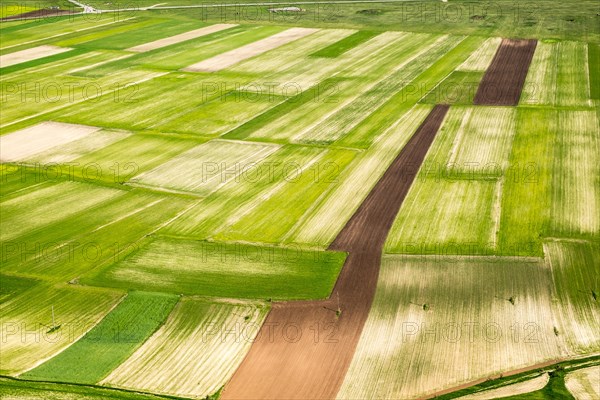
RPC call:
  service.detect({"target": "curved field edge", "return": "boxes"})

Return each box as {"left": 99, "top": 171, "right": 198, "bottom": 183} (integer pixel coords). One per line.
{"left": 0, "top": 376, "right": 198, "bottom": 400}
{"left": 435, "top": 355, "right": 599, "bottom": 399}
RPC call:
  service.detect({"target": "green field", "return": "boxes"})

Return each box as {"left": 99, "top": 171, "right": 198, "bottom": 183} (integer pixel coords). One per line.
{"left": 83, "top": 237, "right": 346, "bottom": 300}
{"left": 22, "top": 291, "right": 178, "bottom": 384}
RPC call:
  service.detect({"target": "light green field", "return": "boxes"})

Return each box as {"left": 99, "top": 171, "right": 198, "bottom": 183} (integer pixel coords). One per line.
{"left": 1, "top": 182, "right": 192, "bottom": 280}
{"left": 102, "top": 297, "right": 269, "bottom": 398}
{"left": 22, "top": 291, "right": 178, "bottom": 384}
{"left": 565, "top": 365, "right": 600, "bottom": 399}
{"left": 521, "top": 40, "right": 592, "bottom": 107}
{"left": 82, "top": 237, "right": 346, "bottom": 300}
{"left": 384, "top": 179, "right": 499, "bottom": 254}
{"left": 420, "top": 106, "right": 517, "bottom": 177}
{"left": 0, "top": 284, "right": 123, "bottom": 375}
{"left": 338, "top": 254, "right": 563, "bottom": 400}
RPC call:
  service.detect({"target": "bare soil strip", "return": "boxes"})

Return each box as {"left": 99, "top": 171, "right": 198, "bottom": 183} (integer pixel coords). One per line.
{"left": 473, "top": 39, "right": 537, "bottom": 106}
{"left": 126, "top": 24, "right": 237, "bottom": 52}
{"left": 221, "top": 105, "right": 450, "bottom": 400}
{"left": 0, "top": 45, "right": 72, "bottom": 68}
{"left": 183, "top": 27, "right": 318, "bottom": 72}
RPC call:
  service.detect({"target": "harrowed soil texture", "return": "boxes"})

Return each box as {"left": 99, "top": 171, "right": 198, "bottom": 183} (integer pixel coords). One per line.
{"left": 221, "top": 105, "right": 450, "bottom": 400}
{"left": 474, "top": 38, "right": 537, "bottom": 106}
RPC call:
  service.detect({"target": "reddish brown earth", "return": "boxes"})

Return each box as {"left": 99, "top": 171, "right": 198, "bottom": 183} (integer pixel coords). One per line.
{"left": 474, "top": 38, "right": 537, "bottom": 106}
{"left": 221, "top": 105, "right": 450, "bottom": 400}
{"left": 1, "top": 8, "right": 74, "bottom": 21}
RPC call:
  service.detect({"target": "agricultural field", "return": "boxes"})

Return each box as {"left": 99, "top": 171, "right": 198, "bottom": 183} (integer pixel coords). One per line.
{"left": 1, "top": 2, "right": 599, "bottom": 400}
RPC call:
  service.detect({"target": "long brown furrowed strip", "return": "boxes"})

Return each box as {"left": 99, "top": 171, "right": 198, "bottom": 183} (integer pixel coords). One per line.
{"left": 474, "top": 38, "right": 537, "bottom": 106}
{"left": 221, "top": 105, "right": 449, "bottom": 399}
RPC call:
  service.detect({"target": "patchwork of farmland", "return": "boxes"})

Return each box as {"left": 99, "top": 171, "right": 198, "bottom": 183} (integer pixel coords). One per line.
{"left": 1, "top": 6, "right": 598, "bottom": 400}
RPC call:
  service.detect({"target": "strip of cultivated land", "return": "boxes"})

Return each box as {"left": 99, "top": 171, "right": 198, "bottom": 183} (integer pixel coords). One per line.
{"left": 183, "top": 27, "right": 319, "bottom": 72}
{"left": 474, "top": 39, "right": 537, "bottom": 105}
{"left": 221, "top": 105, "right": 449, "bottom": 399}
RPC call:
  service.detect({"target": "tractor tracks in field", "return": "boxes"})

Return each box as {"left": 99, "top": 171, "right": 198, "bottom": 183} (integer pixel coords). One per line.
{"left": 221, "top": 105, "right": 450, "bottom": 400}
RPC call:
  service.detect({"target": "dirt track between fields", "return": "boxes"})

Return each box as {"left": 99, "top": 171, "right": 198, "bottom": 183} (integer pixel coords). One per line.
{"left": 221, "top": 105, "right": 450, "bottom": 400}
{"left": 474, "top": 38, "right": 537, "bottom": 106}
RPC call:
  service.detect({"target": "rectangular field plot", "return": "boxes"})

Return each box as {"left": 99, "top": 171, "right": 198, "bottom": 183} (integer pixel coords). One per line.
{"left": 550, "top": 110, "right": 600, "bottom": 237}
{"left": 83, "top": 237, "right": 346, "bottom": 300}
{"left": 545, "top": 240, "right": 600, "bottom": 354}
{"left": 131, "top": 139, "right": 280, "bottom": 196}
{"left": 102, "top": 298, "right": 268, "bottom": 398}
{"left": 0, "top": 45, "right": 71, "bottom": 68}
{"left": 521, "top": 40, "right": 592, "bottom": 106}
{"left": 337, "top": 255, "right": 563, "bottom": 400}
{"left": 22, "top": 292, "right": 178, "bottom": 384}
{"left": 0, "top": 284, "right": 123, "bottom": 375}
{"left": 497, "top": 108, "right": 555, "bottom": 257}
{"left": 0, "top": 122, "right": 101, "bottom": 162}
{"left": 384, "top": 179, "right": 498, "bottom": 254}
{"left": 2, "top": 190, "right": 192, "bottom": 280}
{"left": 184, "top": 27, "right": 318, "bottom": 72}
{"left": 127, "top": 24, "right": 237, "bottom": 52}
{"left": 565, "top": 365, "right": 600, "bottom": 400}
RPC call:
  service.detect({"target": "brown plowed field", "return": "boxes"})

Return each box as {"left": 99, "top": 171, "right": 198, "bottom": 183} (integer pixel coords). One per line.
{"left": 221, "top": 105, "right": 450, "bottom": 400}
{"left": 473, "top": 39, "right": 537, "bottom": 106}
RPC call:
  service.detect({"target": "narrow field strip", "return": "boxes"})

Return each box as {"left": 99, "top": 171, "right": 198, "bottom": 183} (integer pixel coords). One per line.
{"left": 457, "top": 374, "right": 549, "bottom": 399}
{"left": 0, "top": 122, "right": 100, "bottom": 162}
{"left": 0, "top": 181, "right": 123, "bottom": 242}
{"left": 0, "top": 284, "right": 123, "bottom": 375}
{"left": 102, "top": 298, "right": 269, "bottom": 399}
{"left": 183, "top": 27, "right": 318, "bottom": 72}
{"left": 82, "top": 237, "right": 346, "bottom": 300}
{"left": 221, "top": 105, "right": 449, "bottom": 399}
{"left": 21, "top": 292, "right": 178, "bottom": 384}
{"left": 474, "top": 38, "right": 537, "bottom": 105}
{"left": 127, "top": 23, "right": 237, "bottom": 52}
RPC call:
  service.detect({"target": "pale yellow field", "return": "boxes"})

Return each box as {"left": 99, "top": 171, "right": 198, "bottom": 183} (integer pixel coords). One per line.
{"left": 565, "top": 365, "right": 600, "bottom": 400}
{"left": 338, "top": 255, "right": 564, "bottom": 399}
{"left": 458, "top": 373, "right": 549, "bottom": 399}
{"left": 103, "top": 298, "right": 269, "bottom": 398}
